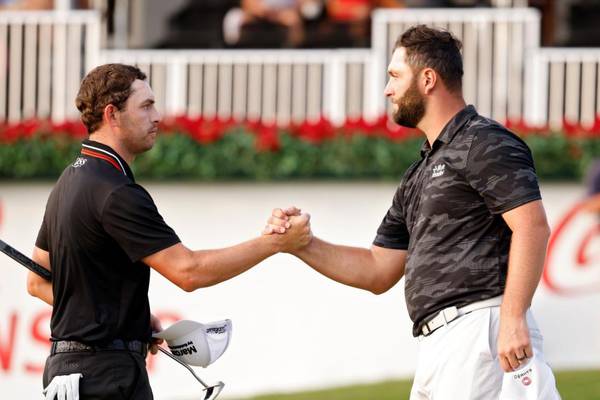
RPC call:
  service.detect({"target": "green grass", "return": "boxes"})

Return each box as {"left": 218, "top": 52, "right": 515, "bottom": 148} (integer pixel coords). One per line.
{"left": 239, "top": 370, "right": 600, "bottom": 400}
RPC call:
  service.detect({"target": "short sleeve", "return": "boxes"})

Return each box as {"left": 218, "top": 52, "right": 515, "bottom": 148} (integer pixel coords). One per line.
{"left": 586, "top": 160, "right": 600, "bottom": 196}
{"left": 35, "top": 215, "right": 49, "bottom": 251}
{"left": 373, "top": 186, "right": 410, "bottom": 249}
{"left": 102, "top": 184, "right": 181, "bottom": 262}
{"left": 465, "top": 128, "right": 541, "bottom": 214}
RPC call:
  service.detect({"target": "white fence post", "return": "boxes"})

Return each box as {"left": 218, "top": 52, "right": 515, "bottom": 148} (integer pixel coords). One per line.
{"left": 166, "top": 55, "right": 187, "bottom": 117}
{"left": 7, "top": 23, "right": 22, "bottom": 122}
{"left": 524, "top": 50, "right": 548, "bottom": 127}
{"left": 324, "top": 52, "right": 346, "bottom": 125}
{"left": 0, "top": 24, "right": 7, "bottom": 121}
{"left": 51, "top": 22, "right": 67, "bottom": 122}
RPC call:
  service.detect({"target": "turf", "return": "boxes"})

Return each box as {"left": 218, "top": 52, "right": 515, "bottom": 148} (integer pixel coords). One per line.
{"left": 240, "top": 370, "right": 600, "bottom": 400}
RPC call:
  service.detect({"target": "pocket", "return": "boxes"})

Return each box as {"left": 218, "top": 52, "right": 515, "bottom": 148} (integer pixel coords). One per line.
{"left": 42, "top": 355, "right": 53, "bottom": 388}
{"left": 106, "top": 352, "right": 141, "bottom": 400}
{"left": 485, "top": 308, "right": 499, "bottom": 360}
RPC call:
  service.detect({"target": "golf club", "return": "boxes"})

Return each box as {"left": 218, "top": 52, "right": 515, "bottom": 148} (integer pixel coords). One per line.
{"left": 157, "top": 346, "right": 225, "bottom": 400}
{"left": 0, "top": 238, "right": 225, "bottom": 399}
{"left": 0, "top": 239, "right": 52, "bottom": 281}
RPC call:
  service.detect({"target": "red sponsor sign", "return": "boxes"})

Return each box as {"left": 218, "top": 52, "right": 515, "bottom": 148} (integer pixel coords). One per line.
{"left": 0, "top": 309, "right": 183, "bottom": 376}
{"left": 543, "top": 201, "right": 600, "bottom": 295}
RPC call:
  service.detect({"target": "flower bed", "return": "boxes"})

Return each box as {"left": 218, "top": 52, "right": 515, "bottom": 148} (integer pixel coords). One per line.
{"left": 1, "top": 116, "right": 599, "bottom": 181}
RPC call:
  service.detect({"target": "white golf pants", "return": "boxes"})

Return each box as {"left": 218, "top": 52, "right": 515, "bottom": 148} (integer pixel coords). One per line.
{"left": 409, "top": 307, "right": 561, "bottom": 400}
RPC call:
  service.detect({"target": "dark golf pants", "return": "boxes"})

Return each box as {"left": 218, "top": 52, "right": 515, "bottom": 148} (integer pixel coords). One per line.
{"left": 43, "top": 350, "right": 153, "bottom": 399}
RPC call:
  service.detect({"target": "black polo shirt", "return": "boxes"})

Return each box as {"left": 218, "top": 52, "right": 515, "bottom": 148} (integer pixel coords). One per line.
{"left": 374, "top": 105, "right": 542, "bottom": 336}
{"left": 36, "top": 139, "right": 180, "bottom": 345}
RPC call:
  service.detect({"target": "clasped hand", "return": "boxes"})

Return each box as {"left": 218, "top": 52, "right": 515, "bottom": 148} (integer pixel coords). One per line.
{"left": 263, "top": 206, "right": 312, "bottom": 252}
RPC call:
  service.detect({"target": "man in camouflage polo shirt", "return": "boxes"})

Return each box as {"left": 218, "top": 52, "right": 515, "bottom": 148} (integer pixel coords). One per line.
{"left": 265, "top": 25, "right": 561, "bottom": 399}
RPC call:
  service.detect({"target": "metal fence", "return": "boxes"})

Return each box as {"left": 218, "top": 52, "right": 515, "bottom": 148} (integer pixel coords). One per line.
{"left": 528, "top": 48, "right": 600, "bottom": 130}
{"left": 1, "top": 8, "right": 600, "bottom": 130}
{"left": 371, "top": 7, "right": 540, "bottom": 124}
{"left": 0, "top": 11, "right": 100, "bottom": 123}
{"left": 100, "top": 49, "right": 374, "bottom": 125}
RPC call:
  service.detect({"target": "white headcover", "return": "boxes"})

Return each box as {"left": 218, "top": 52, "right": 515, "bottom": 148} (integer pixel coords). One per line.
{"left": 499, "top": 355, "right": 561, "bottom": 400}
{"left": 153, "top": 319, "right": 232, "bottom": 367}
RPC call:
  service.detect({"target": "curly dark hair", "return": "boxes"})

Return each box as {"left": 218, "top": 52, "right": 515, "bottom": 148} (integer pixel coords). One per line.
{"left": 75, "top": 63, "right": 147, "bottom": 134}
{"left": 395, "top": 25, "right": 463, "bottom": 92}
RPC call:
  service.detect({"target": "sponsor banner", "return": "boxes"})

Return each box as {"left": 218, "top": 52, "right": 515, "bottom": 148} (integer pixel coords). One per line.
{"left": 0, "top": 183, "right": 598, "bottom": 399}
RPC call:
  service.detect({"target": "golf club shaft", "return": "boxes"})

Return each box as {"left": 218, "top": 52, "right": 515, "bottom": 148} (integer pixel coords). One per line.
{"left": 157, "top": 346, "right": 210, "bottom": 388}
{"left": 0, "top": 239, "right": 51, "bottom": 281}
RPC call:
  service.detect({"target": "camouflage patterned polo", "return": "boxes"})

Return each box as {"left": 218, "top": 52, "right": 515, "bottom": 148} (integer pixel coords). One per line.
{"left": 373, "top": 105, "right": 542, "bottom": 337}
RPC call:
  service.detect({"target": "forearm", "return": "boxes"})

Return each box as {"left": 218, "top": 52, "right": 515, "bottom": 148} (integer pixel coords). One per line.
{"left": 501, "top": 226, "right": 550, "bottom": 317}
{"left": 293, "top": 237, "right": 384, "bottom": 293}
{"left": 27, "top": 272, "right": 53, "bottom": 305}
{"left": 28, "top": 247, "right": 53, "bottom": 305}
{"left": 583, "top": 193, "right": 600, "bottom": 212}
{"left": 185, "top": 235, "right": 279, "bottom": 290}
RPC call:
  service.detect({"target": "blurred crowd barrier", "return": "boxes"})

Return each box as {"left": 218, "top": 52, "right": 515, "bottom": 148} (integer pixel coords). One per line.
{"left": 0, "top": 182, "right": 598, "bottom": 399}
{"left": 1, "top": 8, "right": 599, "bottom": 130}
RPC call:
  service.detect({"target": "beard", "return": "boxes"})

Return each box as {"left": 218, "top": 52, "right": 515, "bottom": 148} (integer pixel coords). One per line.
{"left": 392, "top": 77, "right": 426, "bottom": 128}
{"left": 120, "top": 116, "right": 156, "bottom": 155}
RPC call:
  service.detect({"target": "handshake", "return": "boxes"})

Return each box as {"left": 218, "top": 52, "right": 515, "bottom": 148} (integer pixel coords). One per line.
{"left": 261, "top": 206, "right": 313, "bottom": 253}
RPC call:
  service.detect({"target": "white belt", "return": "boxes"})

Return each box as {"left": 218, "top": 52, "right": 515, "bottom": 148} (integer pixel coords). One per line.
{"left": 420, "top": 295, "right": 503, "bottom": 336}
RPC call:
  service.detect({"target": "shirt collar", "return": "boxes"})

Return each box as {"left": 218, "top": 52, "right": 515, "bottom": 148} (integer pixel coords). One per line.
{"left": 420, "top": 105, "right": 478, "bottom": 157}
{"left": 81, "top": 139, "right": 135, "bottom": 181}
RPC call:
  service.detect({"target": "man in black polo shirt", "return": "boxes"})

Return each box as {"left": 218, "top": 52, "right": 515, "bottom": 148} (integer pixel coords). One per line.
{"left": 26, "top": 63, "right": 312, "bottom": 399}
{"left": 266, "top": 26, "right": 560, "bottom": 398}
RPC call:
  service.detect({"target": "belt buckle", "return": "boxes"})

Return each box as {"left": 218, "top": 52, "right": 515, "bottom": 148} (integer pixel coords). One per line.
{"left": 441, "top": 306, "right": 459, "bottom": 324}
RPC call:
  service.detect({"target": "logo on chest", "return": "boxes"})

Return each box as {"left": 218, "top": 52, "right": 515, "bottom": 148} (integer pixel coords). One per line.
{"left": 431, "top": 163, "right": 445, "bottom": 178}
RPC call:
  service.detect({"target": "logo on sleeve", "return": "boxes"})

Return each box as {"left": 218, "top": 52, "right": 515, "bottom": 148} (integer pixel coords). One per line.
{"left": 72, "top": 157, "right": 87, "bottom": 168}
{"left": 432, "top": 164, "right": 445, "bottom": 178}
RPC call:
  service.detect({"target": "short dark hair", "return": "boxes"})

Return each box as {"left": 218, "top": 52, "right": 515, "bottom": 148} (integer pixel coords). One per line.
{"left": 395, "top": 25, "right": 463, "bottom": 92}
{"left": 75, "top": 63, "right": 147, "bottom": 134}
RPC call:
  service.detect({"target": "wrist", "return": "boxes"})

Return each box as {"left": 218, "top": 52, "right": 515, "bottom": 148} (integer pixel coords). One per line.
{"left": 290, "top": 235, "right": 314, "bottom": 257}
{"left": 260, "top": 233, "right": 283, "bottom": 254}
{"left": 500, "top": 302, "right": 528, "bottom": 319}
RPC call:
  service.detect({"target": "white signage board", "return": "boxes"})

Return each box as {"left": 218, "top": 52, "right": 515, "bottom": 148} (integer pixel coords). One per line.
{"left": 0, "top": 183, "right": 598, "bottom": 399}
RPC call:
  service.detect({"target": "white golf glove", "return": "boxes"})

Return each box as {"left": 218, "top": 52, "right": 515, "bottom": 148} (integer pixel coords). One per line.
{"left": 43, "top": 373, "right": 82, "bottom": 400}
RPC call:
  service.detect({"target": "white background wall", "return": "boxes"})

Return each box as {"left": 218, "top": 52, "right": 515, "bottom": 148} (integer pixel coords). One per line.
{"left": 0, "top": 182, "right": 598, "bottom": 399}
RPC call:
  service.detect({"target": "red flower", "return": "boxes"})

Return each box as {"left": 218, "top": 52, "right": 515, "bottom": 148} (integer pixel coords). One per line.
{"left": 254, "top": 122, "right": 280, "bottom": 152}
{"left": 51, "top": 120, "right": 87, "bottom": 139}
{"left": 174, "top": 116, "right": 233, "bottom": 144}
{"left": 292, "top": 116, "right": 335, "bottom": 143}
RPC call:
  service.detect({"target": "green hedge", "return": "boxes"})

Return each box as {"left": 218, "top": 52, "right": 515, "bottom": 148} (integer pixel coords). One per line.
{"left": 0, "top": 129, "right": 598, "bottom": 181}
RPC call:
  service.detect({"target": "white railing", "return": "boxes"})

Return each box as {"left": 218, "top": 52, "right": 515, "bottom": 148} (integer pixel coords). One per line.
{"left": 527, "top": 48, "right": 600, "bottom": 130}
{"left": 371, "top": 8, "right": 540, "bottom": 124}
{"left": 1, "top": 9, "right": 599, "bottom": 130}
{"left": 100, "top": 49, "right": 374, "bottom": 125}
{"left": 0, "top": 11, "right": 100, "bottom": 123}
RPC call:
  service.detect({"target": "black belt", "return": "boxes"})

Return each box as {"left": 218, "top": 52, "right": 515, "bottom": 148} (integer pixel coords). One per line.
{"left": 50, "top": 339, "right": 148, "bottom": 358}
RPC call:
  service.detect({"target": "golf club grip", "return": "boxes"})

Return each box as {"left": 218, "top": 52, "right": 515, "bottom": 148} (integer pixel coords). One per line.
{"left": 0, "top": 239, "right": 51, "bottom": 281}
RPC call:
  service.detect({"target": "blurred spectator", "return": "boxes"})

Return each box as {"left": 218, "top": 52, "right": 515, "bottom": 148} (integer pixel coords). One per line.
{"left": 224, "top": 0, "right": 323, "bottom": 48}
{"left": 583, "top": 159, "right": 600, "bottom": 213}
{"left": 327, "top": 0, "right": 402, "bottom": 46}
{"left": 305, "top": 0, "right": 402, "bottom": 48}
{"left": 158, "top": 0, "right": 238, "bottom": 49}
{"left": 0, "top": 0, "right": 53, "bottom": 9}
